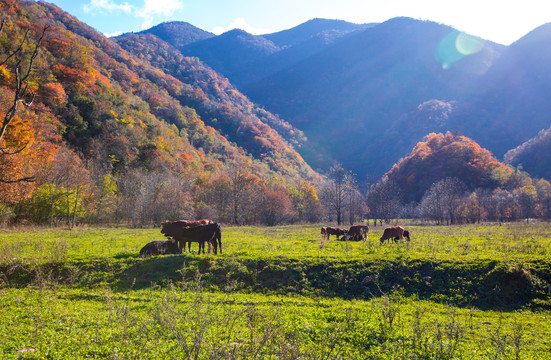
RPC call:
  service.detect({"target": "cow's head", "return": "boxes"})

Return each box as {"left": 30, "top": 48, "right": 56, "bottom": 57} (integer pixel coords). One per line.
{"left": 160, "top": 221, "right": 176, "bottom": 236}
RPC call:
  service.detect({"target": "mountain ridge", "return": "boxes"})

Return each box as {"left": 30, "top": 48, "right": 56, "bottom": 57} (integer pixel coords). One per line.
{"left": 143, "top": 15, "right": 551, "bottom": 180}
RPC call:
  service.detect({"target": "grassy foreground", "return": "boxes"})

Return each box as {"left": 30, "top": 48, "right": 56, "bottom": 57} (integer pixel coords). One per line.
{"left": 1, "top": 223, "right": 551, "bottom": 359}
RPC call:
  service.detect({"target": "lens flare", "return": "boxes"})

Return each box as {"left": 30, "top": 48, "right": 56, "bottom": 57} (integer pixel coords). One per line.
{"left": 456, "top": 32, "right": 484, "bottom": 55}
{"left": 436, "top": 30, "right": 485, "bottom": 69}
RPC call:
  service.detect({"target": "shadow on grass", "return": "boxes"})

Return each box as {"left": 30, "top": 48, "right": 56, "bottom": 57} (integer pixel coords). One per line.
{"left": 1, "top": 255, "right": 550, "bottom": 312}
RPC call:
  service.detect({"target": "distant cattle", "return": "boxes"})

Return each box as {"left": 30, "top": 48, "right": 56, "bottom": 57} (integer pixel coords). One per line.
{"left": 161, "top": 219, "right": 213, "bottom": 252}
{"left": 322, "top": 227, "right": 348, "bottom": 241}
{"left": 162, "top": 222, "right": 222, "bottom": 255}
{"left": 345, "top": 225, "right": 369, "bottom": 241}
{"left": 380, "top": 226, "right": 410, "bottom": 244}
{"left": 139, "top": 239, "right": 181, "bottom": 257}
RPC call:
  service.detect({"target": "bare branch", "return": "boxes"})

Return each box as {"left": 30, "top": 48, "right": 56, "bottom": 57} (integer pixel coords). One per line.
{"left": 0, "top": 21, "right": 49, "bottom": 185}
{"left": 0, "top": 142, "right": 29, "bottom": 155}
{"left": 0, "top": 24, "right": 49, "bottom": 141}
{"left": 0, "top": 27, "right": 30, "bottom": 67}
{"left": 0, "top": 176, "right": 35, "bottom": 184}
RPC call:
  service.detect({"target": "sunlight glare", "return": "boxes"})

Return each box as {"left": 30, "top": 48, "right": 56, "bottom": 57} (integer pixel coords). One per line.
{"left": 455, "top": 32, "right": 484, "bottom": 55}
{"left": 436, "top": 30, "right": 485, "bottom": 69}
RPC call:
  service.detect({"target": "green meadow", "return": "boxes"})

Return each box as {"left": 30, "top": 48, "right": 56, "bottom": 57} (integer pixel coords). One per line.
{"left": 1, "top": 223, "right": 551, "bottom": 359}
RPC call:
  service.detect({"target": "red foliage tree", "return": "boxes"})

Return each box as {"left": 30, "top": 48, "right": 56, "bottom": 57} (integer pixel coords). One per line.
{"left": 385, "top": 132, "right": 512, "bottom": 202}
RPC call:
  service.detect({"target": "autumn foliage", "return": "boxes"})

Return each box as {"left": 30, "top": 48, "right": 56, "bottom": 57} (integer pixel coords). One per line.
{"left": 0, "top": 0, "right": 323, "bottom": 225}
{"left": 385, "top": 132, "right": 512, "bottom": 202}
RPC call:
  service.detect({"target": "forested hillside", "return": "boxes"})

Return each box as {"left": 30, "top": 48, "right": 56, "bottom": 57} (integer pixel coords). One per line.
{"left": 0, "top": 0, "right": 323, "bottom": 226}
{"left": 451, "top": 23, "right": 551, "bottom": 158}
{"left": 384, "top": 132, "right": 512, "bottom": 202}
{"left": 168, "top": 16, "right": 551, "bottom": 182}
{"left": 114, "top": 32, "right": 308, "bottom": 162}
{"left": 367, "top": 132, "right": 550, "bottom": 224}
{"left": 505, "top": 126, "right": 551, "bottom": 181}
{"left": 176, "top": 17, "right": 505, "bottom": 177}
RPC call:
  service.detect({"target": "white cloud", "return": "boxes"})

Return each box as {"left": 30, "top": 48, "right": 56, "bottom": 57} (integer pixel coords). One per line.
{"left": 136, "top": 0, "right": 184, "bottom": 29}
{"left": 84, "top": 0, "right": 184, "bottom": 30}
{"left": 83, "top": 0, "right": 132, "bottom": 14}
{"left": 212, "top": 18, "right": 271, "bottom": 35}
{"left": 104, "top": 31, "right": 123, "bottom": 37}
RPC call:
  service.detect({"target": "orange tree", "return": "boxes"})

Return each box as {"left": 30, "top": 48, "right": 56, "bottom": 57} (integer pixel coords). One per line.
{"left": 0, "top": 19, "right": 58, "bottom": 204}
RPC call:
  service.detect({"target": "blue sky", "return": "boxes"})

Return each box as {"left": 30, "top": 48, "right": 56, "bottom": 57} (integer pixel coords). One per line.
{"left": 41, "top": 0, "right": 551, "bottom": 45}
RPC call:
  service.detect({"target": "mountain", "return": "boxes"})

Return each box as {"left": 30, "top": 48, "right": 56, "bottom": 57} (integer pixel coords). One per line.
{"left": 243, "top": 17, "right": 504, "bottom": 176}
{"left": 114, "top": 32, "right": 310, "bottom": 171}
{"left": 168, "top": 18, "right": 370, "bottom": 88}
{"left": 263, "top": 18, "right": 373, "bottom": 48}
{"left": 451, "top": 22, "right": 551, "bottom": 158}
{"left": 139, "top": 21, "right": 214, "bottom": 48}
{"left": 0, "top": 0, "right": 319, "bottom": 188}
{"left": 504, "top": 126, "right": 551, "bottom": 181}
{"left": 150, "top": 16, "right": 551, "bottom": 181}
{"left": 4, "top": 0, "right": 551, "bottom": 205}
{"left": 179, "top": 29, "right": 281, "bottom": 82}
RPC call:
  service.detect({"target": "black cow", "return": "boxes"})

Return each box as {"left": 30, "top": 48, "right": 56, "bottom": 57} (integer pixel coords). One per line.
{"left": 139, "top": 239, "right": 182, "bottom": 257}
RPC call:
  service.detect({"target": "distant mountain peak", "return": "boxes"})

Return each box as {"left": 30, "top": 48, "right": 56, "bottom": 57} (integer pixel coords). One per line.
{"left": 139, "top": 21, "right": 214, "bottom": 48}
{"left": 264, "top": 18, "right": 373, "bottom": 48}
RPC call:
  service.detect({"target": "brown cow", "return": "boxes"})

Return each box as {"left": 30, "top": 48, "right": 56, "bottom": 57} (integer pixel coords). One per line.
{"left": 139, "top": 239, "right": 181, "bottom": 257}
{"left": 163, "top": 222, "right": 222, "bottom": 255}
{"left": 380, "top": 226, "right": 408, "bottom": 244}
{"left": 323, "top": 227, "right": 348, "bottom": 241}
{"left": 345, "top": 225, "right": 369, "bottom": 241}
{"left": 161, "top": 219, "right": 213, "bottom": 252}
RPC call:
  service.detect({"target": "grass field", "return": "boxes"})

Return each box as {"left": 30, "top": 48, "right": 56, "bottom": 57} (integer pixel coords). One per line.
{"left": 1, "top": 222, "right": 551, "bottom": 359}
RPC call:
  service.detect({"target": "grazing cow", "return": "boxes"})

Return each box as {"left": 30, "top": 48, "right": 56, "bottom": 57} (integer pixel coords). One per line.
{"left": 161, "top": 219, "right": 213, "bottom": 252}
{"left": 323, "top": 227, "right": 348, "bottom": 241}
{"left": 163, "top": 222, "right": 222, "bottom": 255}
{"left": 345, "top": 225, "right": 369, "bottom": 241}
{"left": 392, "top": 229, "right": 410, "bottom": 242}
{"left": 139, "top": 239, "right": 181, "bottom": 257}
{"left": 380, "top": 226, "right": 407, "bottom": 244}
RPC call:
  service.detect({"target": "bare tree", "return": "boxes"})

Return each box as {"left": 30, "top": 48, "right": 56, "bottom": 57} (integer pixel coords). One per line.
{"left": 344, "top": 174, "right": 367, "bottom": 225}
{"left": 227, "top": 163, "right": 259, "bottom": 225}
{"left": 0, "top": 20, "right": 48, "bottom": 184}
{"left": 417, "top": 177, "right": 465, "bottom": 224}
{"left": 327, "top": 162, "right": 346, "bottom": 225}
{"left": 367, "top": 179, "right": 402, "bottom": 224}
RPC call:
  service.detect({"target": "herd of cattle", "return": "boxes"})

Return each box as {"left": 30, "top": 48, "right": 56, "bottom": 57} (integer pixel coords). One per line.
{"left": 139, "top": 219, "right": 411, "bottom": 257}
{"left": 321, "top": 225, "right": 410, "bottom": 243}
{"left": 139, "top": 219, "right": 221, "bottom": 257}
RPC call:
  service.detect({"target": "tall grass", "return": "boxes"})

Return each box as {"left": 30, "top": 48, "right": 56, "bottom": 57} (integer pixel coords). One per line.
{"left": 1, "top": 282, "right": 549, "bottom": 359}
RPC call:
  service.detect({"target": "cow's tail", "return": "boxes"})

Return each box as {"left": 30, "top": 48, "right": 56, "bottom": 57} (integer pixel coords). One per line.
{"left": 216, "top": 223, "right": 222, "bottom": 254}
